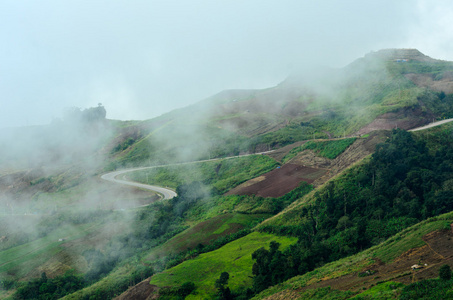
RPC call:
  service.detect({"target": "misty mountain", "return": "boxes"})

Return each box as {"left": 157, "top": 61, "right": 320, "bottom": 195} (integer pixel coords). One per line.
{"left": 2, "top": 49, "right": 453, "bottom": 172}
{"left": 0, "top": 105, "right": 111, "bottom": 169}
{"left": 103, "top": 49, "right": 453, "bottom": 168}
{"left": 2, "top": 49, "right": 453, "bottom": 299}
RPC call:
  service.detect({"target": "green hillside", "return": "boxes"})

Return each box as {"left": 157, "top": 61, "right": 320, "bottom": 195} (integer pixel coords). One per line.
{"left": 2, "top": 49, "right": 453, "bottom": 299}
{"left": 150, "top": 232, "right": 297, "bottom": 299}
{"left": 253, "top": 211, "right": 453, "bottom": 300}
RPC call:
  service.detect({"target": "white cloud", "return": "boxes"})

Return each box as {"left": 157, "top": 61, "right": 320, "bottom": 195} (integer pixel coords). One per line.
{"left": 405, "top": 0, "right": 453, "bottom": 60}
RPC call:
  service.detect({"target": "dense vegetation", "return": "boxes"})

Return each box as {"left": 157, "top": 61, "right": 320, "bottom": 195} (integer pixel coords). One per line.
{"left": 252, "top": 128, "right": 453, "bottom": 295}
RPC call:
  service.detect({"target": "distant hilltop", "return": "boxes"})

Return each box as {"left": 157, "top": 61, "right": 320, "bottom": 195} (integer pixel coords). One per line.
{"left": 365, "top": 48, "right": 438, "bottom": 62}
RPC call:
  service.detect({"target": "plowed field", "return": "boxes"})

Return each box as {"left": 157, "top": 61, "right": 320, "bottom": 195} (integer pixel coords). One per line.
{"left": 226, "top": 164, "right": 327, "bottom": 198}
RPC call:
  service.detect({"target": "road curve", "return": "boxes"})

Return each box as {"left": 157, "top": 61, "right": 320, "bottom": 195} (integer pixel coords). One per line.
{"left": 101, "top": 168, "right": 177, "bottom": 199}
{"left": 100, "top": 150, "right": 275, "bottom": 200}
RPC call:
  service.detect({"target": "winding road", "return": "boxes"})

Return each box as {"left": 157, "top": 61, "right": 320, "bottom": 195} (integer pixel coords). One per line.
{"left": 101, "top": 118, "right": 453, "bottom": 202}
{"left": 100, "top": 151, "right": 275, "bottom": 200}
{"left": 101, "top": 168, "right": 177, "bottom": 199}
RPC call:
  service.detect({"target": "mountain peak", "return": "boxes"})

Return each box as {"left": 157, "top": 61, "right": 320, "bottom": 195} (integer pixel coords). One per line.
{"left": 365, "top": 48, "right": 437, "bottom": 62}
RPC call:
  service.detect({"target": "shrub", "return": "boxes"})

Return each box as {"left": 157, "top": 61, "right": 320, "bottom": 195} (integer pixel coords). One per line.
{"left": 439, "top": 264, "right": 452, "bottom": 280}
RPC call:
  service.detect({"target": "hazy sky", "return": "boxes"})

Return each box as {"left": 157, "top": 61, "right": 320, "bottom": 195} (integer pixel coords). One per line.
{"left": 1, "top": 0, "right": 453, "bottom": 128}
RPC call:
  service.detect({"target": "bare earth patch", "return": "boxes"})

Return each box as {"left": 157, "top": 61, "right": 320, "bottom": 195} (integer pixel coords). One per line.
{"left": 226, "top": 164, "right": 328, "bottom": 198}
{"left": 405, "top": 73, "right": 453, "bottom": 94}
{"left": 113, "top": 279, "right": 159, "bottom": 300}
{"left": 355, "top": 106, "right": 434, "bottom": 136}
{"left": 228, "top": 132, "right": 388, "bottom": 197}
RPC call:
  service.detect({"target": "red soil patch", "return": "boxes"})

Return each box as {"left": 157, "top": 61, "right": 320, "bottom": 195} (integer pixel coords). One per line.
{"left": 227, "top": 164, "right": 327, "bottom": 198}
{"left": 113, "top": 279, "right": 159, "bottom": 300}
{"left": 355, "top": 106, "right": 434, "bottom": 136}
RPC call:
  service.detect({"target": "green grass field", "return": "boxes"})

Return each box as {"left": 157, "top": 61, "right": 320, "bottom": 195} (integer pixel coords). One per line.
{"left": 350, "top": 281, "right": 404, "bottom": 299}
{"left": 150, "top": 232, "right": 297, "bottom": 299}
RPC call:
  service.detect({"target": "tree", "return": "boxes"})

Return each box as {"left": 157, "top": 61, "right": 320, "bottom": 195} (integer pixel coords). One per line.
{"left": 215, "top": 272, "right": 232, "bottom": 300}
{"left": 178, "top": 282, "right": 196, "bottom": 297}
{"left": 439, "top": 264, "right": 452, "bottom": 280}
{"left": 41, "top": 272, "right": 48, "bottom": 283}
{"left": 336, "top": 216, "right": 351, "bottom": 230}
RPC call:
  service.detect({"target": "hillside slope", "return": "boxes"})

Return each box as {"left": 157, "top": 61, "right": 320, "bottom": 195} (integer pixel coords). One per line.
{"left": 3, "top": 49, "right": 453, "bottom": 299}
{"left": 253, "top": 211, "right": 453, "bottom": 300}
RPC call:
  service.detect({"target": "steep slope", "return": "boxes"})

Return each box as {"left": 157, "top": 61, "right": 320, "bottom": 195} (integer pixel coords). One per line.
{"left": 253, "top": 211, "right": 453, "bottom": 299}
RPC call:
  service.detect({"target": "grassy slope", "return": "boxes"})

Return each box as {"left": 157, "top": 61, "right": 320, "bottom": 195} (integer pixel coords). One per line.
{"left": 253, "top": 211, "right": 453, "bottom": 299}
{"left": 350, "top": 281, "right": 405, "bottom": 299}
{"left": 61, "top": 261, "right": 141, "bottom": 300}
{"left": 144, "top": 213, "right": 269, "bottom": 262}
{"left": 0, "top": 222, "right": 98, "bottom": 278}
{"left": 59, "top": 213, "right": 269, "bottom": 300}
{"left": 150, "top": 232, "right": 297, "bottom": 299}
